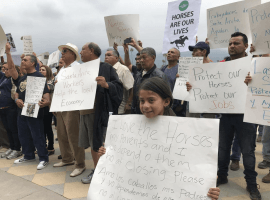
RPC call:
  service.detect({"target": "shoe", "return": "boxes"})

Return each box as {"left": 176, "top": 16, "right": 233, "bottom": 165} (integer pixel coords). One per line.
{"left": 262, "top": 172, "right": 270, "bottom": 183}
{"left": 1, "top": 148, "right": 13, "bottom": 158}
{"left": 58, "top": 155, "right": 62, "bottom": 159}
{"left": 246, "top": 185, "right": 261, "bottom": 200}
{"left": 6, "top": 150, "right": 22, "bottom": 160}
{"left": 53, "top": 161, "right": 74, "bottom": 167}
{"left": 48, "top": 149, "right": 55, "bottom": 156}
{"left": 81, "top": 169, "right": 95, "bottom": 184}
{"left": 230, "top": 160, "right": 240, "bottom": 171}
{"left": 37, "top": 161, "right": 49, "bottom": 170}
{"left": 216, "top": 175, "right": 228, "bottom": 187}
{"left": 257, "top": 136, "right": 262, "bottom": 142}
{"left": 70, "top": 167, "right": 86, "bottom": 177}
{"left": 14, "top": 158, "right": 36, "bottom": 164}
{"left": 258, "top": 160, "right": 270, "bottom": 169}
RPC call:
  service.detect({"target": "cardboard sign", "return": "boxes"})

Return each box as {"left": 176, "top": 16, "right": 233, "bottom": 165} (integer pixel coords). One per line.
{"left": 0, "top": 25, "right": 7, "bottom": 57}
{"left": 249, "top": 2, "right": 270, "bottom": 55}
{"left": 47, "top": 50, "right": 60, "bottom": 73}
{"left": 244, "top": 58, "right": 270, "bottom": 125}
{"left": 50, "top": 59, "right": 100, "bottom": 112}
{"left": 173, "top": 57, "right": 203, "bottom": 101}
{"left": 21, "top": 36, "right": 33, "bottom": 54}
{"left": 37, "top": 52, "right": 49, "bottom": 66}
{"left": 162, "top": 0, "right": 202, "bottom": 53}
{"left": 104, "top": 14, "right": 139, "bottom": 46}
{"left": 207, "top": 0, "right": 261, "bottom": 49}
{"left": 22, "top": 76, "right": 46, "bottom": 118}
{"left": 188, "top": 56, "right": 251, "bottom": 113}
{"left": 88, "top": 115, "right": 219, "bottom": 200}
{"left": 6, "top": 33, "right": 16, "bottom": 52}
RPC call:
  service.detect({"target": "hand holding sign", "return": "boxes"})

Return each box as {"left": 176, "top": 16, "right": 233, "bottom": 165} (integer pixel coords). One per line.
{"left": 96, "top": 76, "right": 109, "bottom": 89}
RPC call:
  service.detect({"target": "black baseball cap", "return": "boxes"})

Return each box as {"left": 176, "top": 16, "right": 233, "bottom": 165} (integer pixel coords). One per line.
{"left": 189, "top": 42, "right": 210, "bottom": 55}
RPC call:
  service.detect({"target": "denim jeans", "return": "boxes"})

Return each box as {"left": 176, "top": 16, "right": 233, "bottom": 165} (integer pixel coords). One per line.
{"left": 218, "top": 114, "right": 257, "bottom": 187}
{"left": 0, "top": 105, "right": 21, "bottom": 151}
{"left": 230, "top": 135, "right": 241, "bottom": 161}
{"left": 262, "top": 126, "right": 270, "bottom": 162}
{"left": 17, "top": 115, "right": 48, "bottom": 162}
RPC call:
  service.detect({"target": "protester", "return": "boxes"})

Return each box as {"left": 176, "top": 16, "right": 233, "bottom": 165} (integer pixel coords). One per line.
{"left": 0, "top": 43, "right": 21, "bottom": 159}
{"left": 105, "top": 48, "right": 134, "bottom": 114}
{"left": 131, "top": 47, "right": 169, "bottom": 114}
{"left": 39, "top": 65, "right": 55, "bottom": 155}
{"left": 79, "top": 42, "right": 123, "bottom": 184}
{"left": 13, "top": 53, "right": 50, "bottom": 170}
{"left": 53, "top": 43, "right": 86, "bottom": 177}
{"left": 98, "top": 77, "right": 220, "bottom": 200}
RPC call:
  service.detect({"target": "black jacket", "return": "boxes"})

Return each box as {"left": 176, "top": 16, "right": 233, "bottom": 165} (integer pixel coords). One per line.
{"left": 93, "top": 62, "right": 123, "bottom": 152}
{"left": 131, "top": 64, "right": 168, "bottom": 114}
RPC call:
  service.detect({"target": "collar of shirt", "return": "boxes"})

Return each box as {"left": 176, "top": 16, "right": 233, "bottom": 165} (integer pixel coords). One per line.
{"left": 112, "top": 61, "right": 121, "bottom": 70}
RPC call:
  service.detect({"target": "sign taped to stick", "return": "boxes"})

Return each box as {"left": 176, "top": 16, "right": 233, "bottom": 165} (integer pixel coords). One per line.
{"left": 88, "top": 115, "right": 219, "bottom": 200}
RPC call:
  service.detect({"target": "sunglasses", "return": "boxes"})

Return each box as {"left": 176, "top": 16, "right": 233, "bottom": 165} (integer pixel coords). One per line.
{"left": 62, "top": 49, "right": 70, "bottom": 53}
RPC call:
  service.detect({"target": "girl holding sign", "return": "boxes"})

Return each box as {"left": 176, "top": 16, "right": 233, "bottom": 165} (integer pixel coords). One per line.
{"left": 98, "top": 77, "right": 220, "bottom": 200}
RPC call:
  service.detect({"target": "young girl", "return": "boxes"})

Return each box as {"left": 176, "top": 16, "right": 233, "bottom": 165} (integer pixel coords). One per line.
{"left": 99, "top": 77, "right": 220, "bottom": 200}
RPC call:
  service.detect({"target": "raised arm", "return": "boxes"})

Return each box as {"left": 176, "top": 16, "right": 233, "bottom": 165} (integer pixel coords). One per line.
{"left": 5, "top": 42, "right": 18, "bottom": 80}
{"left": 128, "top": 38, "right": 143, "bottom": 53}
{"left": 113, "top": 42, "right": 125, "bottom": 65}
{"left": 123, "top": 43, "right": 132, "bottom": 72}
{"left": 32, "top": 52, "right": 43, "bottom": 67}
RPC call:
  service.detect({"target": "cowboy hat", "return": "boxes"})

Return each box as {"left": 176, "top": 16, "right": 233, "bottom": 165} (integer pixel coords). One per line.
{"left": 58, "top": 43, "right": 80, "bottom": 61}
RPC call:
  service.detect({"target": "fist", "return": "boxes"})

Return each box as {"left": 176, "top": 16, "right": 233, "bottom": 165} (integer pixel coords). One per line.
{"left": 96, "top": 76, "right": 109, "bottom": 89}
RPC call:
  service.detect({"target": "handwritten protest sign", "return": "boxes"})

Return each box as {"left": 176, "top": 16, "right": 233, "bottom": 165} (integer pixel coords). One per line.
{"left": 47, "top": 50, "right": 60, "bottom": 73}
{"left": 248, "top": 2, "right": 270, "bottom": 55}
{"left": 21, "top": 36, "right": 33, "bottom": 55}
{"left": 188, "top": 56, "right": 251, "bottom": 113}
{"left": 0, "top": 25, "right": 7, "bottom": 57}
{"left": 50, "top": 58, "right": 100, "bottom": 112}
{"left": 173, "top": 57, "right": 203, "bottom": 101}
{"left": 104, "top": 14, "right": 139, "bottom": 46}
{"left": 37, "top": 52, "right": 49, "bottom": 66}
{"left": 22, "top": 76, "right": 46, "bottom": 118}
{"left": 162, "top": 0, "right": 202, "bottom": 54}
{"left": 88, "top": 115, "right": 219, "bottom": 200}
{"left": 207, "top": 0, "right": 261, "bottom": 49}
{"left": 6, "top": 33, "right": 16, "bottom": 52}
{"left": 244, "top": 58, "right": 270, "bottom": 125}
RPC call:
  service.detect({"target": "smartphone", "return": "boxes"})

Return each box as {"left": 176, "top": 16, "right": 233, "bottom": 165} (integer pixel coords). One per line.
{"left": 124, "top": 37, "right": 132, "bottom": 44}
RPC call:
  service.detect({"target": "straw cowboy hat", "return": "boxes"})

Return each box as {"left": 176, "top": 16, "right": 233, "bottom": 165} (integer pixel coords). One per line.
{"left": 58, "top": 43, "right": 80, "bottom": 61}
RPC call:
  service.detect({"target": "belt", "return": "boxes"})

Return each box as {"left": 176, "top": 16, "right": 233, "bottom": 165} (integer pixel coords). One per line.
{"left": 0, "top": 106, "right": 9, "bottom": 110}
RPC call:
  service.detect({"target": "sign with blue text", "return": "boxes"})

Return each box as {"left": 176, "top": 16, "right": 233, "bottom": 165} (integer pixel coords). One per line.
{"left": 248, "top": 2, "right": 270, "bottom": 55}
{"left": 207, "top": 0, "right": 261, "bottom": 49}
{"left": 88, "top": 115, "right": 219, "bottom": 200}
{"left": 163, "top": 0, "right": 202, "bottom": 54}
{"left": 244, "top": 58, "right": 270, "bottom": 125}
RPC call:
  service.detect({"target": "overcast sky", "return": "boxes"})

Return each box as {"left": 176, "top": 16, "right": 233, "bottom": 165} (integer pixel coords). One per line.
{"left": 0, "top": 0, "right": 269, "bottom": 56}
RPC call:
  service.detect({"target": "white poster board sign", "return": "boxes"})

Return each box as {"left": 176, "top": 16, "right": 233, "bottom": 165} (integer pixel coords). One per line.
{"left": 88, "top": 115, "right": 219, "bottom": 200}
{"left": 188, "top": 56, "right": 251, "bottom": 113}
{"left": 244, "top": 58, "right": 270, "bottom": 125}
{"left": 104, "top": 14, "right": 139, "bottom": 46}
{"left": 37, "top": 52, "right": 49, "bottom": 66}
{"left": 173, "top": 57, "right": 203, "bottom": 101}
{"left": 162, "top": 0, "right": 202, "bottom": 54}
{"left": 0, "top": 25, "right": 7, "bottom": 57}
{"left": 50, "top": 58, "right": 100, "bottom": 112}
{"left": 22, "top": 76, "right": 46, "bottom": 118}
{"left": 6, "top": 33, "right": 16, "bottom": 52}
{"left": 47, "top": 50, "right": 60, "bottom": 73}
{"left": 21, "top": 36, "right": 33, "bottom": 55}
{"left": 249, "top": 2, "right": 270, "bottom": 55}
{"left": 207, "top": 0, "right": 261, "bottom": 49}
{"left": 11, "top": 55, "right": 22, "bottom": 66}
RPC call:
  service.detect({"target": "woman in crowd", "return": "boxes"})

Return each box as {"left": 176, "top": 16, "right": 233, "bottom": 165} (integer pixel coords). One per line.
{"left": 40, "top": 65, "right": 55, "bottom": 155}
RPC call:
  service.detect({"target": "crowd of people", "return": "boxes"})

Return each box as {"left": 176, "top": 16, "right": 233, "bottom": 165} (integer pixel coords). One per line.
{"left": 0, "top": 31, "right": 269, "bottom": 200}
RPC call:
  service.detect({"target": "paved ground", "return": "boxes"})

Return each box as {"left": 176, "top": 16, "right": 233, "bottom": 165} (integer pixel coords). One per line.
{"left": 0, "top": 126, "right": 269, "bottom": 200}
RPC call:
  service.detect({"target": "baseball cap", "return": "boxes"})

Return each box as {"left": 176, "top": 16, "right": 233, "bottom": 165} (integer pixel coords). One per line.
{"left": 189, "top": 42, "right": 210, "bottom": 55}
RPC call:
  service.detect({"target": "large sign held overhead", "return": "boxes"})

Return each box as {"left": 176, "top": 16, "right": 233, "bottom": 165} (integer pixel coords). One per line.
{"left": 21, "top": 35, "right": 33, "bottom": 55}
{"left": 50, "top": 58, "right": 100, "bottom": 112}
{"left": 207, "top": 0, "right": 261, "bottom": 49}
{"left": 6, "top": 33, "right": 16, "bottom": 52}
{"left": 188, "top": 56, "right": 251, "bottom": 113}
{"left": 248, "top": 2, "right": 270, "bottom": 55}
{"left": 88, "top": 115, "right": 219, "bottom": 200}
{"left": 244, "top": 58, "right": 270, "bottom": 125}
{"left": 162, "top": 0, "right": 202, "bottom": 54}
{"left": 173, "top": 57, "right": 203, "bottom": 101}
{"left": 0, "top": 25, "right": 7, "bottom": 57}
{"left": 104, "top": 14, "right": 139, "bottom": 47}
